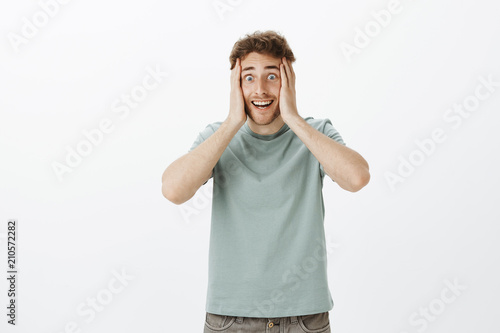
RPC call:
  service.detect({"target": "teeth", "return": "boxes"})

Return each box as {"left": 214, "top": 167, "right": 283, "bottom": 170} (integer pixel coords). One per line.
{"left": 253, "top": 100, "right": 272, "bottom": 106}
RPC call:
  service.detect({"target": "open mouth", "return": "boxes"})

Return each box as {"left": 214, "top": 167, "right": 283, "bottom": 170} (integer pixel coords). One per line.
{"left": 251, "top": 100, "right": 273, "bottom": 110}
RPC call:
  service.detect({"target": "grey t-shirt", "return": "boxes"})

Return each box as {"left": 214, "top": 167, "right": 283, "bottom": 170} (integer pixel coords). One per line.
{"left": 188, "top": 116, "right": 346, "bottom": 318}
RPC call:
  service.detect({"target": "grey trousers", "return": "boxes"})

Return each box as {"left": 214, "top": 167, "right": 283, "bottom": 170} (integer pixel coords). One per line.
{"left": 203, "top": 311, "right": 331, "bottom": 333}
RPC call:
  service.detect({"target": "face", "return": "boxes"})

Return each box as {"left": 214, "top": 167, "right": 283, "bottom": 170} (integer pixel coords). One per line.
{"left": 240, "top": 52, "right": 282, "bottom": 127}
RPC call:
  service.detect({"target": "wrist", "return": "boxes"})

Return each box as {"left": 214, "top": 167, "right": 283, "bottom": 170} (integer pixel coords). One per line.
{"left": 224, "top": 115, "right": 246, "bottom": 131}
{"left": 281, "top": 111, "right": 302, "bottom": 125}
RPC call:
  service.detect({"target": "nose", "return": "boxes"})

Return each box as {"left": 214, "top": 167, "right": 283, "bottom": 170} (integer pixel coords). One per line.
{"left": 254, "top": 77, "right": 268, "bottom": 95}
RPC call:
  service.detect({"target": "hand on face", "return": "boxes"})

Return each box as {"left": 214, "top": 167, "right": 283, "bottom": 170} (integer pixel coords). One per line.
{"left": 279, "top": 57, "right": 299, "bottom": 122}
{"left": 227, "top": 58, "right": 247, "bottom": 128}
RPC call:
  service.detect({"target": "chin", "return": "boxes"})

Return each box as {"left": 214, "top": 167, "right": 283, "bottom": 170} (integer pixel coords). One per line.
{"left": 251, "top": 112, "right": 280, "bottom": 126}
{"left": 246, "top": 105, "right": 280, "bottom": 126}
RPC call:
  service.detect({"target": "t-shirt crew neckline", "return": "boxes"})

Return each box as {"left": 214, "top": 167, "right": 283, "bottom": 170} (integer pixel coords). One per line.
{"left": 242, "top": 121, "right": 290, "bottom": 141}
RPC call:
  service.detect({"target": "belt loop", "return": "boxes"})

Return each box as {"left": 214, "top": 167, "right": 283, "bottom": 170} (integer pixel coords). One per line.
{"left": 235, "top": 316, "right": 244, "bottom": 324}
{"left": 290, "top": 316, "right": 298, "bottom": 324}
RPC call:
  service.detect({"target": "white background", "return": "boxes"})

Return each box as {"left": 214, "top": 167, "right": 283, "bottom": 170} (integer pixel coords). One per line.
{"left": 1, "top": 0, "right": 499, "bottom": 332}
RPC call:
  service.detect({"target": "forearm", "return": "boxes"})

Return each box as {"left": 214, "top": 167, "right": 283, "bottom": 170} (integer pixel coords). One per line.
{"left": 161, "top": 119, "right": 241, "bottom": 204}
{"left": 285, "top": 115, "right": 370, "bottom": 192}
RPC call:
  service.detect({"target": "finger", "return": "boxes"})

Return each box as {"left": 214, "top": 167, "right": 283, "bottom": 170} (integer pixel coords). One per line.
{"left": 280, "top": 63, "right": 286, "bottom": 88}
{"left": 283, "top": 57, "right": 292, "bottom": 88}
{"left": 237, "top": 58, "right": 242, "bottom": 87}
{"left": 288, "top": 59, "right": 295, "bottom": 87}
{"left": 283, "top": 57, "right": 295, "bottom": 88}
{"left": 280, "top": 59, "right": 288, "bottom": 88}
{"left": 232, "top": 58, "right": 240, "bottom": 85}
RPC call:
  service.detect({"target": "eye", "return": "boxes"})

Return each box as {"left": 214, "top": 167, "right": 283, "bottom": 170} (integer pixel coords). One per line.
{"left": 245, "top": 76, "right": 253, "bottom": 82}
{"left": 268, "top": 74, "right": 277, "bottom": 80}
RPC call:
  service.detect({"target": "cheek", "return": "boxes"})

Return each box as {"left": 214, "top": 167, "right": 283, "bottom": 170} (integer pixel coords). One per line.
{"left": 241, "top": 87, "right": 251, "bottom": 101}
{"left": 273, "top": 80, "right": 281, "bottom": 91}
{"left": 273, "top": 86, "right": 281, "bottom": 98}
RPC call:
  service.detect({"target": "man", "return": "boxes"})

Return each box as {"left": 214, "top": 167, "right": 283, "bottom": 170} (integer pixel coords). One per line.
{"left": 162, "top": 30, "right": 370, "bottom": 332}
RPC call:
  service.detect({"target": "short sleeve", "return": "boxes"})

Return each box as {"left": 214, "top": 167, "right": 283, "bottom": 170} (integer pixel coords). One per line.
{"left": 319, "top": 118, "right": 346, "bottom": 180}
{"left": 188, "top": 122, "right": 222, "bottom": 184}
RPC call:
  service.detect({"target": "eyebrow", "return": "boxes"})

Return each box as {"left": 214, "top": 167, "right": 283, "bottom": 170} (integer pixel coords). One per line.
{"left": 241, "top": 65, "right": 280, "bottom": 73}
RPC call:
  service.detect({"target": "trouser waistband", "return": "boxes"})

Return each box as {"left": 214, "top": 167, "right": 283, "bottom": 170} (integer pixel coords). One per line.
{"left": 235, "top": 316, "right": 298, "bottom": 324}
